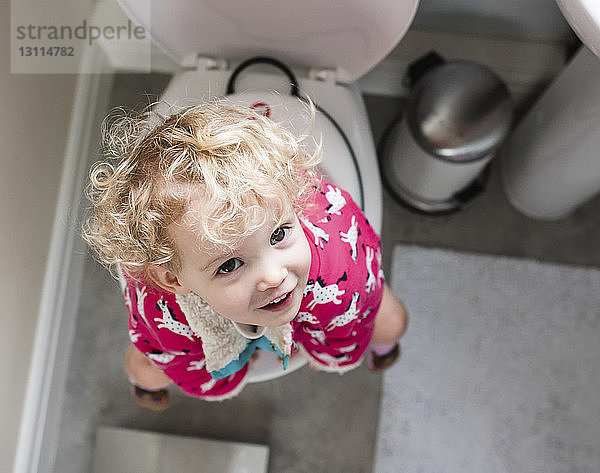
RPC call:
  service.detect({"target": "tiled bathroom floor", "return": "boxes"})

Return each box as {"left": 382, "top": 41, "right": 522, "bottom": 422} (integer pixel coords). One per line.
{"left": 54, "top": 73, "right": 600, "bottom": 473}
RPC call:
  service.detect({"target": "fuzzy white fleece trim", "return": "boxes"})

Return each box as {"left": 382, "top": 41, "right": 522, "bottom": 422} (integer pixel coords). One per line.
{"left": 176, "top": 292, "right": 292, "bottom": 373}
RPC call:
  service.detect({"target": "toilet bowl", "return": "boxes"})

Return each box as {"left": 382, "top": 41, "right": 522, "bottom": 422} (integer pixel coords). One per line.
{"left": 118, "top": 0, "right": 419, "bottom": 381}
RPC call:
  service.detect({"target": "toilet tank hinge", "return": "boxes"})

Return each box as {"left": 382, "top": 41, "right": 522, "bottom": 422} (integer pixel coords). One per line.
{"left": 182, "top": 55, "right": 228, "bottom": 71}
{"left": 309, "top": 67, "right": 338, "bottom": 84}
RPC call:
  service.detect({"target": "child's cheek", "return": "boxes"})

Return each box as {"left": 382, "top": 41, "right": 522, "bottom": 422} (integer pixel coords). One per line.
{"left": 299, "top": 234, "right": 312, "bottom": 280}
{"left": 215, "top": 285, "right": 246, "bottom": 315}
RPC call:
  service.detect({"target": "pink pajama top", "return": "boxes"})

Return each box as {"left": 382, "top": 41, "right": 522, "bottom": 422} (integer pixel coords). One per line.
{"left": 122, "top": 179, "right": 385, "bottom": 400}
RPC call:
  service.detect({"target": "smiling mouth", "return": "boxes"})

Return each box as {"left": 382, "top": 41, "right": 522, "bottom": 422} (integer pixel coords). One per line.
{"left": 260, "top": 290, "right": 294, "bottom": 311}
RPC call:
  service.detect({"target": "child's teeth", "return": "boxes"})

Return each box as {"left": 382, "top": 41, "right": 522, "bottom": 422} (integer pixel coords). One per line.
{"left": 270, "top": 294, "right": 286, "bottom": 305}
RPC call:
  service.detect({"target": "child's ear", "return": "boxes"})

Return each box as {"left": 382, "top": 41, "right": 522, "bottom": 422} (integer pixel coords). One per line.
{"left": 148, "top": 265, "right": 188, "bottom": 295}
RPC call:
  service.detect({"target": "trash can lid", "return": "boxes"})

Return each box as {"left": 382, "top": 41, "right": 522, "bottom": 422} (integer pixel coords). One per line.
{"left": 406, "top": 61, "right": 513, "bottom": 162}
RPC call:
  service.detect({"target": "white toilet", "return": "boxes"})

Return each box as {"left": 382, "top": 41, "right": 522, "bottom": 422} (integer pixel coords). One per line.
{"left": 118, "top": 0, "right": 419, "bottom": 381}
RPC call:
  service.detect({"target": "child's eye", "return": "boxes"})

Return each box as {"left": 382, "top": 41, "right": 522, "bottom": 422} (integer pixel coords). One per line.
{"left": 270, "top": 226, "right": 289, "bottom": 245}
{"left": 217, "top": 258, "right": 244, "bottom": 274}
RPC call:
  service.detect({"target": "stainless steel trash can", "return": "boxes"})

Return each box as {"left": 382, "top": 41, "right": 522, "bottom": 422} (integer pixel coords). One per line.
{"left": 380, "top": 53, "right": 513, "bottom": 214}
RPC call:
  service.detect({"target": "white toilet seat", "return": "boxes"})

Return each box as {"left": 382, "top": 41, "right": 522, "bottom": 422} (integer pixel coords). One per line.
{"left": 154, "top": 69, "right": 382, "bottom": 234}
{"left": 153, "top": 70, "right": 383, "bottom": 383}
{"left": 153, "top": 67, "right": 384, "bottom": 383}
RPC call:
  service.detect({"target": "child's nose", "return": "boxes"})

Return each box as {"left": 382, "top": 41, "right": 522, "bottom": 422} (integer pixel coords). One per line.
{"left": 256, "top": 264, "right": 288, "bottom": 292}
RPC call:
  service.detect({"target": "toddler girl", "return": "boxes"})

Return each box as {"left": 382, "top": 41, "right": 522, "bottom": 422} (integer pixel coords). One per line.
{"left": 83, "top": 100, "right": 407, "bottom": 410}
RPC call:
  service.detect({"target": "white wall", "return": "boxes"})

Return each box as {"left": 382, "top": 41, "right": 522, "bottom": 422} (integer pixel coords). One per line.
{"left": 0, "top": 2, "right": 76, "bottom": 471}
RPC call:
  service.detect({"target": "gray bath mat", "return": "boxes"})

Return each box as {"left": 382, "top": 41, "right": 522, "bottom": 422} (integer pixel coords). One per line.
{"left": 374, "top": 245, "right": 600, "bottom": 473}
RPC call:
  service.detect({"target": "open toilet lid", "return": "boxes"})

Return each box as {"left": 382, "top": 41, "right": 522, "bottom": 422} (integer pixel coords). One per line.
{"left": 118, "top": 0, "right": 419, "bottom": 82}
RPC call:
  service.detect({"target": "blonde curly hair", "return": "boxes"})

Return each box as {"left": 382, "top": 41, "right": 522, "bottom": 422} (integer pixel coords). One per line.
{"left": 82, "top": 99, "right": 321, "bottom": 282}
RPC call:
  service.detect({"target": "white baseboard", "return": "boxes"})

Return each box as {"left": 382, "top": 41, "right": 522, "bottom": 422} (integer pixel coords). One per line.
{"left": 13, "top": 50, "right": 114, "bottom": 473}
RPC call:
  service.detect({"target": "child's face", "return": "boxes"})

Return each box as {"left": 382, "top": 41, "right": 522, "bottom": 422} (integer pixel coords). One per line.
{"left": 169, "top": 198, "right": 311, "bottom": 328}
